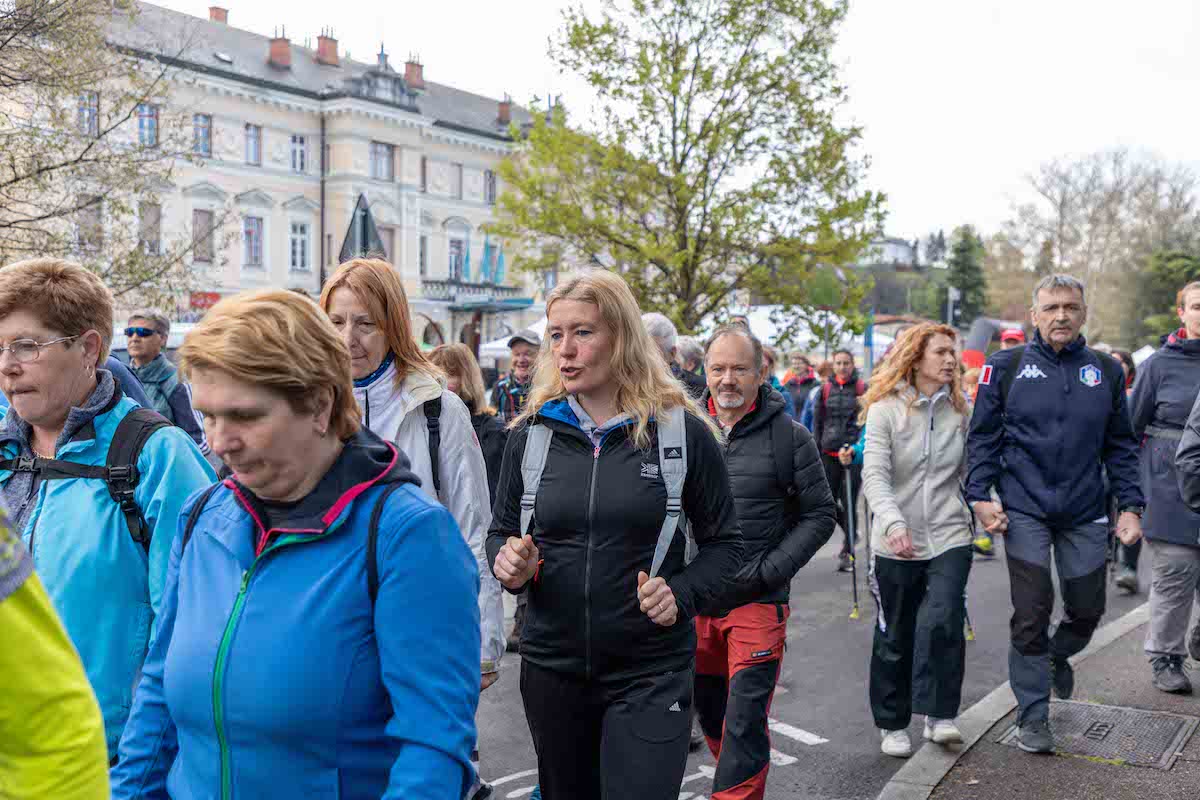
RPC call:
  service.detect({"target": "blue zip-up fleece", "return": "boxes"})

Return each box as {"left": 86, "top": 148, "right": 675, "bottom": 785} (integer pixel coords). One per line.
{"left": 1130, "top": 329, "right": 1200, "bottom": 547}
{"left": 965, "top": 332, "right": 1143, "bottom": 524}
{"left": 111, "top": 428, "right": 481, "bottom": 800}
{"left": 0, "top": 376, "right": 215, "bottom": 755}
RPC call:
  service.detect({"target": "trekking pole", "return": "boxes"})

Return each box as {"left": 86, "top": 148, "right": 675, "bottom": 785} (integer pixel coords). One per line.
{"left": 846, "top": 477, "right": 860, "bottom": 620}
{"left": 963, "top": 589, "right": 976, "bottom": 642}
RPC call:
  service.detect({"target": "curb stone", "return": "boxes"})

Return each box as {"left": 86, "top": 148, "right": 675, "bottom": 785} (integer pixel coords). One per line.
{"left": 873, "top": 602, "right": 1151, "bottom": 800}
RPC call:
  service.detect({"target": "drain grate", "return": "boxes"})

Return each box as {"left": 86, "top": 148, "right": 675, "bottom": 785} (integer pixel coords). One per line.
{"left": 996, "top": 700, "right": 1199, "bottom": 769}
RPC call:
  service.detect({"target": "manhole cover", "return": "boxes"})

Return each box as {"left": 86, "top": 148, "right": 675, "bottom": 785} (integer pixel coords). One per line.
{"left": 996, "top": 701, "right": 1199, "bottom": 769}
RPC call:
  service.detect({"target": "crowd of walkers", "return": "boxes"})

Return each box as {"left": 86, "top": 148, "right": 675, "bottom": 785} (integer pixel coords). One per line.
{"left": 2, "top": 255, "right": 1199, "bottom": 800}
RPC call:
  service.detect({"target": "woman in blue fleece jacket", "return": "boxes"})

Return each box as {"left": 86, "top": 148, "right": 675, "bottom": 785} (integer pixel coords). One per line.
{"left": 111, "top": 291, "right": 481, "bottom": 800}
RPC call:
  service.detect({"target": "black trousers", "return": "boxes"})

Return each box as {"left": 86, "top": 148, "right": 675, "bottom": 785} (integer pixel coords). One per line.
{"left": 870, "top": 547, "right": 972, "bottom": 730}
{"left": 521, "top": 660, "right": 693, "bottom": 800}
{"left": 821, "top": 454, "right": 862, "bottom": 554}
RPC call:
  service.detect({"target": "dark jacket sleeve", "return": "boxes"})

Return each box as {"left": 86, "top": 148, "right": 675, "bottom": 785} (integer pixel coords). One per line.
{"left": 1177, "top": 391, "right": 1200, "bottom": 511}
{"left": 481, "top": 420, "right": 509, "bottom": 509}
{"left": 168, "top": 383, "right": 207, "bottom": 449}
{"left": 758, "top": 420, "right": 837, "bottom": 591}
{"left": 964, "top": 354, "right": 1009, "bottom": 504}
{"left": 669, "top": 414, "right": 744, "bottom": 621}
{"left": 811, "top": 385, "right": 825, "bottom": 450}
{"left": 1128, "top": 356, "right": 1156, "bottom": 440}
{"left": 1102, "top": 363, "right": 1146, "bottom": 511}
{"left": 486, "top": 425, "right": 527, "bottom": 595}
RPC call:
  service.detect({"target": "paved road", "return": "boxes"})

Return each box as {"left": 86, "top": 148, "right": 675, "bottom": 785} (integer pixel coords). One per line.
{"left": 476, "top": 534, "right": 1149, "bottom": 800}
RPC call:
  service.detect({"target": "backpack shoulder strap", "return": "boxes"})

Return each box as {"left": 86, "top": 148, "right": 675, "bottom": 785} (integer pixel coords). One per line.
{"left": 106, "top": 407, "right": 172, "bottom": 552}
{"left": 367, "top": 482, "right": 405, "bottom": 606}
{"left": 771, "top": 413, "right": 798, "bottom": 499}
{"left": 519, "top": 423, "right": 554, "bottom": 537}
{"left": 180, "top": 482, "right": 223, "bottom": 552}
{"left": 999, "top": 345, "right": 1027, "bottom": 409}
{"left": 423, "top": 397, "right": 443, "bottom": 498}
{"left": 650, "top": 405, "right": 688, "bottom": 578}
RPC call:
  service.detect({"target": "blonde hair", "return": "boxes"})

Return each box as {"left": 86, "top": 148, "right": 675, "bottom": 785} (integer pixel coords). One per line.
{"left": 319, "top": 258, "right": 443, "bottom": 389}
{"left": 0, "top": 257, "right": 113, "bottom": 365}
{"left": 858, "top": 323, "right": 967, "bottom": 424}
{"left": 179, "top": 290, "right": 361, "bottom": 441}
{"left": 513, "top": 270, "right": 718, "bottom": 448}
{"left": 430, "top": 343, "right": 496, "bottom": 416}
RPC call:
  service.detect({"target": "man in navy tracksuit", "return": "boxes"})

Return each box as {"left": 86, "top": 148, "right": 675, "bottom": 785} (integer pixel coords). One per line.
{"left": 966, "top": 274, "right": 1144, "bottom": 754}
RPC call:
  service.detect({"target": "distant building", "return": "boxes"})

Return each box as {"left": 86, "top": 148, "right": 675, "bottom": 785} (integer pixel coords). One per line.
{"left": 857, "top": 237, "right": 920, "bottom": 270}
{"left": 100, "top": 2, "right": 543, "bottom": 352}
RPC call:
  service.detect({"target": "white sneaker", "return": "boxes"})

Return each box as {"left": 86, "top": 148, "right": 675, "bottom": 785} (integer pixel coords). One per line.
{"left": 924, "top": 717, "right": 963, "bottom": 745}
{"left": 880, "top": 728, "right": 913, "bottom": 758}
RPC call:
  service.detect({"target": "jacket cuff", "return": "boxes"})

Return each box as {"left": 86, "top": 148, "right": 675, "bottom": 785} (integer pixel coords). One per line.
{"left": 884, "top": 519, "right": 908, "bottom": 536}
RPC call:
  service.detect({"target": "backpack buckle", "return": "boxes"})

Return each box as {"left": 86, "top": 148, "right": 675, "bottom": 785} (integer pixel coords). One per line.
{"left": 107, "top": 464, "right": 138, "bottom": 489}
{"left": 665, "top": 498, "right": 682, "bottom": 516}
{"left": 13, "top": 455, "right": 38, "bottom": 472}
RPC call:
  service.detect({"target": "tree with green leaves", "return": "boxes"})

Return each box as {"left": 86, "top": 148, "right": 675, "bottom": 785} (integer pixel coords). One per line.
{"left": 946, "top": 225, "right": 987, "bottom": 326}
{"left": 1140, "top": 249, "right": 1200, "bottom": 338}
{"left": 769, "top": 265, "right": 870, "bottom": 354}
{"left": 493, "top": 0, "right": 884, "bottom": 332}
{"left": 0, "top": 1, "right": 226, "bottom": 304}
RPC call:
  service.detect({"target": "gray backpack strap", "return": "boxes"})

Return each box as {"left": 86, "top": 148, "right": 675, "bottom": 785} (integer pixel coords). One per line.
{"left": 650, "top": 405, "right": 688, "bottom": 578}
{"left": 519, "top": 423, "right": 554, "bottom": 536}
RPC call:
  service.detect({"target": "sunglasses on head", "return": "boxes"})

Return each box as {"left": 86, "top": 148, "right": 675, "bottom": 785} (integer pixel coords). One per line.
{"left": 125, "top": 326, "right": 162, "bottom": 338}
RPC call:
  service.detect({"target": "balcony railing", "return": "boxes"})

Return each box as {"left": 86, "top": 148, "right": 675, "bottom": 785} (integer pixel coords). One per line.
{"left": 422, "top": 278, "right": 522, "bottom": 302}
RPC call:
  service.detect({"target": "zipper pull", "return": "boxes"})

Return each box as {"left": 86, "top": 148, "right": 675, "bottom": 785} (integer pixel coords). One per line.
{"left": 593, "top": 445, "right": 601, "bottom": 459}
{"left": 239, "top": 570, "right": 250, "bottom": 594}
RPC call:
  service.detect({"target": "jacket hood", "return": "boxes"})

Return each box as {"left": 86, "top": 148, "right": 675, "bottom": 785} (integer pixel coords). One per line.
{"left": 352, "top": 357, "right": 444, "bottom": 436}
{"left": 1163, "top": 328, "right": 1200, "bottom": 354}
{"left": 227, "top": 427, "right": 419, "bottom": 540}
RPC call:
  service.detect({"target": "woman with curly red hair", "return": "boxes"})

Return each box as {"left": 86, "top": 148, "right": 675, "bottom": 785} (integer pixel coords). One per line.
{"left": 859, "top": 323, "right": 977, "bottom": 758}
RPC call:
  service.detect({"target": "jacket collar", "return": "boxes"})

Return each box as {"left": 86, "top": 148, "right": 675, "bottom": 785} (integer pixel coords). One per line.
{"left": 352, "top": 358, "right": 443, "bottom": 423}
{"left": 131, "top": 353, "right": 173, "bottom": 385}
{"left": 701, "top": 383, "right": 781, "bottom": 435}
{"left": 1030, "top": 328, "right": 1086, "bottom": 360}
{"left": 0, "top": 369, "right": 118, "bottom": 455}
{"left": 225, "top": 427, "right": 420, "bottom": 553}
{"left": 1164, "top": 327, "right": 1200, "bottom": 354}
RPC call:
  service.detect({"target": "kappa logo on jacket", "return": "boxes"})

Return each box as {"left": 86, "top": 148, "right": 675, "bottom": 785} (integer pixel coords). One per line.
{"left": 1080, "top": 364, "right": 1103, "bottom": 388}
{"left": 640, "top": 462, "right": 660, "bottom": 479}
{"left": 1016, "top": 363, "right": 1048, "bottom": 380}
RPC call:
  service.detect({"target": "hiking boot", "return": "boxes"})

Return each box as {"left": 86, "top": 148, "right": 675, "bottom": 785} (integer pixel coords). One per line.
{"left": 1017, "top": 719, "right": 1055, "bottom": 753}
{"left": 880, "top": 728, "right": 913, "bottom": 758}
{"left": 1115, "top": 566, "right": 1138, "bottom": 594}
{"left": 1051, "top": 657, "right": 1074, "bottom": 700}
{"left": 972, "top": 534, "right": 994, "bottom": 557}
{"left": 924, "top": 717, "right": 964, "bottom": 745}
{"left": 1189, "top": 625, "right": 1200, "bottom": 663}
{"left": 837, "top": 551, "right": 854, "bottom": 572}
{"left": 1152, "top": 655, "right": 1193, "bottom": 694}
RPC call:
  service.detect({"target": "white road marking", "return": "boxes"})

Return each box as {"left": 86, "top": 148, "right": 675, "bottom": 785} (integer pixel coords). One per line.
{"left": 770, "top": 748, "right": 799, "bottom": 766}
{"left": 492, "top": 768, "right": 539, "bottom": 786}
{"left": 769, "top": 718, "right": 829, "bottom": 745}
{"left": 774, "top": 685, "right": 789, "bottom": 694}
{"left": 505, "top": 788, "right": 535, "bottom": 798}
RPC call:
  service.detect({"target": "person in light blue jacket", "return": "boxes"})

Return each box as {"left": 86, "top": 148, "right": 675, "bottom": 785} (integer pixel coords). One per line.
{"left": 112, "top": 290, "right": 480, "bottom": 799}
{"left": 0, "top": 258, "right": 215, "bottom": 759}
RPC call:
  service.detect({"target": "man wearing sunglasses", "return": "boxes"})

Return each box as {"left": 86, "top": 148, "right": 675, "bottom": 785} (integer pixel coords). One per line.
{"left": 125, "top": 311, "right": 206, "bottom": 449}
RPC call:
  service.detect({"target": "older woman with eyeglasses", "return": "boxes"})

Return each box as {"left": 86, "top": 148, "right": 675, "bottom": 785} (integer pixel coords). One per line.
{"left": 0, "top": 258, "right": 215, "bottom": 761}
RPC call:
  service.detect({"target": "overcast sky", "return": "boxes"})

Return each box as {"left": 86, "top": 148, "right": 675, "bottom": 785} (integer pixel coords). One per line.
{"left": 153, "top": 0, "right": 1200, "bottom": 241}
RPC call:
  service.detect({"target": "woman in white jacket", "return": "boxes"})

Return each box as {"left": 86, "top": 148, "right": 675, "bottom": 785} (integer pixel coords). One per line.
{"left": 319, "top": 259, "right": 504, "bottom": 794}
{"left": 860, "top": 323, "right": 976, "bottom": 759}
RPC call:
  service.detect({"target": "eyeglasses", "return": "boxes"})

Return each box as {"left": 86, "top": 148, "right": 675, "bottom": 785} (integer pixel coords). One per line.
{"left": 0, "top": 335, "right": 79, "bottom": 364}
{"left": 124, "top": 327, "right": 163, "bottom": 338}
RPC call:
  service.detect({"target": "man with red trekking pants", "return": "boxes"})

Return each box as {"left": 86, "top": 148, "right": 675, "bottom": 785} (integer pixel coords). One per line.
{"left": 695, "top": 326, "right": 836, "bottom": 799}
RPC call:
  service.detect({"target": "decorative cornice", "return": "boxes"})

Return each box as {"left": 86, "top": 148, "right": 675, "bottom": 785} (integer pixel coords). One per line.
{"left": 235, "top": 188, "right": 275, "bottom": 208}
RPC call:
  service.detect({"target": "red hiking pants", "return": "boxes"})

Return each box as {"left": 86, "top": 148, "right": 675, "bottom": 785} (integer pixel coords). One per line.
{"left": 694, "top": 602, "right": 790, "bottom": 800}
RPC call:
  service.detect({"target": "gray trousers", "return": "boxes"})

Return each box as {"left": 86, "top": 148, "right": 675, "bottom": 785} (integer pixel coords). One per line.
{"left": 1144, "top": 540, "right": 1200, "bottom": 657}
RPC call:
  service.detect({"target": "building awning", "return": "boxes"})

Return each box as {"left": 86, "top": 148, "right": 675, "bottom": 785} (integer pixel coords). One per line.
{"left": 448, "top": 297, "right": 535, "bottom": 313}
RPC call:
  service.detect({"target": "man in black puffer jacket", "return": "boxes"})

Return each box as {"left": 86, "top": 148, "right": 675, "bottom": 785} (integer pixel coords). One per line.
{"left": 694, "top": 326, "right": 837, "bottom": 800}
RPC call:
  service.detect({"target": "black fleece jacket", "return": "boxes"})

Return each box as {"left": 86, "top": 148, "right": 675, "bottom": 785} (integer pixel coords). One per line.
{"left": 487, "top": 400, "right": 743, "bottom": 681}
{"left": 705, "top": 385, "right": 837, "bottom": 613}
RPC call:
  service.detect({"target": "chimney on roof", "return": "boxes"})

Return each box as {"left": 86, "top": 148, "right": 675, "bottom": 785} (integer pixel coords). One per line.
{"left": 498, "top": 94, "right": 512, "bottom": 126}
{"left": 269, "top": 27, "right": 291, "bottom": 69}
{"left": 316, "top": 27, "right": 339, "bottom": 66}
{"left": 404, "top": 55, "right": 425, "bottom": 90}
{"left": 209, "top": 6, "right": 228, "bottom": 24}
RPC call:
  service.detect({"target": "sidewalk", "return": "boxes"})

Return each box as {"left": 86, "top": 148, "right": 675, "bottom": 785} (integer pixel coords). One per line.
{"left": 879, "top": 604, "right": 1200, "bottom": 800}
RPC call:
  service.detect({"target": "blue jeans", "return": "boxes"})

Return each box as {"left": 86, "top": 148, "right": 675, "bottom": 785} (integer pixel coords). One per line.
{"left": 1004, "top": 510, "right": 1107, "bottom": 724}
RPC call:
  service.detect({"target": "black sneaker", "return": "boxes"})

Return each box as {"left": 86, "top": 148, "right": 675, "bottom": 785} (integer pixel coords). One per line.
{"left": 468, "top": 782, "right": 494, "bottom": 800}
{"left": 1016, "top": 718, "right": 1055, "bottom": 754}
{"left": 1051, "top": 657, "right": 1074, "bottom": 700}
{"left": 1151, "top": 655, "right": 1193, "bottom": 694}
{"left": 1114, "top": 567, "right": 1138, "bottom": 594}
{"left": 1189, "top": 625, "right": 1200, "bottom": 664}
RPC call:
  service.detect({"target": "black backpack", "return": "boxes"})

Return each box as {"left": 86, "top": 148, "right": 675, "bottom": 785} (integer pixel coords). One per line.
{"left": 0, "top": 408, "right": 171, "bottom": 552}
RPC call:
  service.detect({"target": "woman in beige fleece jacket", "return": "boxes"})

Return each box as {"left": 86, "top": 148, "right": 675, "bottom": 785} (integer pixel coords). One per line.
{"left": 860, "top": 323, "right": 975, "bottom": 759}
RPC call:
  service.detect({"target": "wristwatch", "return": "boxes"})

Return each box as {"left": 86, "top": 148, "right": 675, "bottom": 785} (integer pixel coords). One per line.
{"left": 1119, "top": 505, "right": 1145, "bottom": 518}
